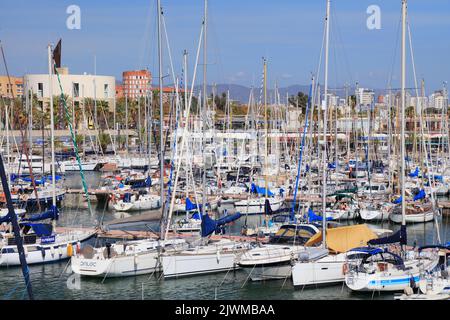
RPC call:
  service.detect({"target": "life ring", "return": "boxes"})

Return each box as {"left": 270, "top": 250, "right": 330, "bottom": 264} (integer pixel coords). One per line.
{"left": 342, "top": 263, "right": 349, "bottom": 275}
{"left": 67, "top": 243, "right": 73, "bottom": 257}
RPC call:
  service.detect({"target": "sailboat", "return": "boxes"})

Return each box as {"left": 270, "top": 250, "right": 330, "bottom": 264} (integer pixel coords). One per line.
{"left": 345, "top": 0, "right": 440, "bottom": 292}
{"left": 1, "top": 44, "right": 95, "bottom": 267}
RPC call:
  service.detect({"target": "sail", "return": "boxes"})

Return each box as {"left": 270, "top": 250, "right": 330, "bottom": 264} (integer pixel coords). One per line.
{"left": 201, "top": 212, "right": 241, "bottom": 237}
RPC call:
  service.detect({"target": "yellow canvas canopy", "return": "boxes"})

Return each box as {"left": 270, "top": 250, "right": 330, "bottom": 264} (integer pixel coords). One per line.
{"left": 305, "top": 224, "right": 378, "bottom": 253}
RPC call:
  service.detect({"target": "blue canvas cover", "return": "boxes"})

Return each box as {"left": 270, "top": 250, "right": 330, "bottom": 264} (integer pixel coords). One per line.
{"left": 413, "top": 189, "right": 426, "bottom": 201}
{"left": 23, "top": 206, "right": 59, "bottom": 222}
{"left": 22, "top": 223, "right": 53, "bottom": 237}
{"left": 201, "top": 212, "right": 241, "bottom": 237}
{"left": 393, "top": 196, "right": 402, "bottom": 204}
{"left": 307, "top": 208, "right": 332, "bottom": 222}
{"left": 409, "top": 167, "right": 419, "bottom": 178}
{"left": 185, "top": 197, "right": 202, "bottom": 212}
{"left": 367, "top": 225, "right": 407, "bottom": 246}
{"left": 250, "top": 183, "right": 274, "bottom": 197}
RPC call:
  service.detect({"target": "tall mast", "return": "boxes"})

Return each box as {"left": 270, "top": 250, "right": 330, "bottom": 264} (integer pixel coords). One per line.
{"left": 157, "top": 0, "right": 164, "bottom": 215}
{"left": 125, "top": 94, "right": 128, "bottom": 152}
{"left": 264, "top": 58, "right": 268, "bottom": 201}
{"left": 322, "top": 0, "right": 330, "bottom": 249}
{"left": 201, "top": 0, "right": 208, "bottom": 213}
{"left": 48, "top": 44, "right": 56, "bottom": 212}
{"left": 401, "top": 0, "right": 407, "bottom": 227}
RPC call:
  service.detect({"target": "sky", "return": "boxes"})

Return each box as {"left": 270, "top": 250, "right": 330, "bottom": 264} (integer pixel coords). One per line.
{"left": 0, "top": 0, "right": 449, "bottom": 92}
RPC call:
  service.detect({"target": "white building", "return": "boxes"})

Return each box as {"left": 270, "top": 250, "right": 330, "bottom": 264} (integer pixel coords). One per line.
{"left": 356, "top": 88, "right": 374, "bottom": 107}
{"left": 429, "top": 91, "right": 447, "bottom": 109}
{"left": 24, "top": 67, "right": 115, "bottom": 111}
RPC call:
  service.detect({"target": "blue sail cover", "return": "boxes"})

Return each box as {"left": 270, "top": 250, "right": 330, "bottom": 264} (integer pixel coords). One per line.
{"left": 307, "top": 208, "right": 332, "bottom": 222}
{"left": 409, "top": 167, "right": 419, "bottom": 178}
{"left": 201, "top": 212, "right": 242, "bottom": 237}
{"left": 393, "top": 196, "right": 402, "bottom": 204}
{"left": 21, "top": 223, "right": 53, "bottom": 237}
{"left": 123, "top": 193, "right": 132, "bottom": 203}
{"left": 0, "top": 214, "right": 11, "bottom": 224}
{"left": 367, "top": 225, "right": 407, "bottom": 246}
{"left": 250, "top": 183, "right": 274, "bottom": 197}
{"left": 185, "top": 197, "right": 202, "bottom": 212}
{"left": 413, "top": 189, "right": 426, "bottom": 201}
{"left": 191, "top": 212, "right": 201, "bottom": 220}
{"left": 23, "top": 206, "right": 59, "bottom": 222}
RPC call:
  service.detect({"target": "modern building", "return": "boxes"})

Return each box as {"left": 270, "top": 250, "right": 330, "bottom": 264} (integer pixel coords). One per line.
{"left": 115, "top": 83, "right": 124, "bottom": 99}
{"left": 429, "top": 90, "right": 447, "bottom": 109}
{"left": 23, "top": 67, "right": 115, "bottom": 111}
{"left": 356, "top": 88, "right": 374, "bottom": 107}
{"left": 0, "top": 75, "right": 24, "bottom": 98}
{"left": 122, "top": 70, "right": 152, "bottom": 99}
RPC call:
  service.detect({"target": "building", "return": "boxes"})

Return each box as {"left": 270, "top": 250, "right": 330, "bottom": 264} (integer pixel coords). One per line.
{"left": 356, "top": 88, "right": 374, "bottom": 107}
{"left": 23, "top": 67, "right": 115, "bottom": 111}
{"left": 0, "top": 75, "right": 24, "bottom": 98}
{"left": 410, "top": 96, "right": 428, "bottom": 111}
{"left": 429, "top": 90, "right": 447, "bottom": 109}
{"left": 115, "top": 83, "right": 124, "bottom": 99}
{"left": 122, "top": 70, "right": 152, "bottom": 99}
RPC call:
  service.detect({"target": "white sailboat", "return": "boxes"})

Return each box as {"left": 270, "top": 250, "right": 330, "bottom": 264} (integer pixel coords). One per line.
{"left": 1, "top": 44, "right": 95, "bottom": 267}
{"left": 345, "top": 1, "right": 440, "bottom": 293}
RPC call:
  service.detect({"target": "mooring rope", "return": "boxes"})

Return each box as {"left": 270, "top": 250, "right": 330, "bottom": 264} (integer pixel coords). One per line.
{"left": 53, "top": 65, "right": 93, "bottom": 217}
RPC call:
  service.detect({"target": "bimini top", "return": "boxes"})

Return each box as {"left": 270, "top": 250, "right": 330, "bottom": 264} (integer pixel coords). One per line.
{"left": 418, "top": 244, "right": 450, "bottom": 252}
{"left": 348, "top": 246, "right": 383, "bottom": 255}
{"left": 361, "top": 249, "right": 405, "bottom": 267}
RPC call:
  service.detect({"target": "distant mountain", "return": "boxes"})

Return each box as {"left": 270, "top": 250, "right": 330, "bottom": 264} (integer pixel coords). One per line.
{"left": 193, "top": 84, "right": 311, "bottom": 104}
{"left": 164, "top": 83, "right": 388, "bottom": 104}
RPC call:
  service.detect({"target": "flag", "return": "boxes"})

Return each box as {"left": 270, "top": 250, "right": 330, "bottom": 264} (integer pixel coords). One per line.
{"left": 53, "top": 39, "right": 62, "bottom": 72}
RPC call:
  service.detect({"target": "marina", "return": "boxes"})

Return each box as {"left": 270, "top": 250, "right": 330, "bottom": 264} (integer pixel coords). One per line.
{"left": 0, "top": 0, "right": 450, "bottom": 303}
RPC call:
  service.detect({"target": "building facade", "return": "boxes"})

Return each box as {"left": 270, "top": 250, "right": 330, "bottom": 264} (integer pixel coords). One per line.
{"left": 122, "top": 70, "right": 152, "bottom": 99}
{"left": 0, "top": 75, "right": 23, "bottom": 98}
{"left": 23, "top": 68, "right": 115, "bottom": 111}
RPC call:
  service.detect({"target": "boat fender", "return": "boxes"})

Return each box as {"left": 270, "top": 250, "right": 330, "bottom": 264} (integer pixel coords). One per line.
{"left": 342, "top": 263, "right": 349, "bottom": 275}
{"left": 67, "top": 244, "right": 73, "bottom": 257}
{"left": 41, "top": 247, "right": 46, "bottom": 259}
{"left": 50, "top": 246, "right": 56, "bottom": 257}
{"left": 76, "top": 242, "right": 81, "bottom": 254}
{"left": 59, "top": 246, "right": 63, "bottom": 257}
{"left": 216, "top": 249, "right": 221, "bottom": 264}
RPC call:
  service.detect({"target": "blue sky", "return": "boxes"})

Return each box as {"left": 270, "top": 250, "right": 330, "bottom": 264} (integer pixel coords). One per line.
{"left": 1, "top": 0, "right": 449, "bottom": 92}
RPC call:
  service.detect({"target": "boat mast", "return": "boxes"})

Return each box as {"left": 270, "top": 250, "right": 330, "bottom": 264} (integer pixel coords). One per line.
{"left": 201, "top": 0, "right": 208, "bottom": 214}
{"left": 322, "top": 0, "right": 330, "bottom": 249}
{"left": 157, "top": 0, "right": 165, "bottom": 217}
{"left": 263, "top": 58, "right": 268, "bottom": 202}
{"left": 48, "top": 44, "right": 57, "bottom": 215}
{"left": 401, "top": 0, "right": 407, "bottom": 228}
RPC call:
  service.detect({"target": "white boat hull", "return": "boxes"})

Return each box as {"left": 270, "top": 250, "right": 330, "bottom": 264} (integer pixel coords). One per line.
{"left": 292, "top": 253, "right": 347, "bottom": 287}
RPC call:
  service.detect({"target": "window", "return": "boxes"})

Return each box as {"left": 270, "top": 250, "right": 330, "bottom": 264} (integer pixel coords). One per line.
{"left": 73, "top": 83, "right": 80, "bottom": 98}
{"left": 104, "top": 84, "right": 109, "bottom": 98}
{"left": 38, "top": 83, "right": 44, "bottom": 98}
